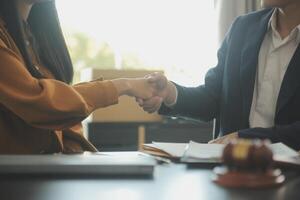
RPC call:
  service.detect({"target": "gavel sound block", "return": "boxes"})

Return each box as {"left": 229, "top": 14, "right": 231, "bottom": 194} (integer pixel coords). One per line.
{"left": 213, "top": 139, "right": 285, "bottom": 188}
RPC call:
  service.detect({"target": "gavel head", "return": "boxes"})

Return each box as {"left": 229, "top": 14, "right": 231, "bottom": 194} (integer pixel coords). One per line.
{"left": 222, "top": 139, "right": 273, "bottom": 172}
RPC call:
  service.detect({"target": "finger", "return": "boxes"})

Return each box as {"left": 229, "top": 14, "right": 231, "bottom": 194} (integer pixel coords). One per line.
{"left": 147, "top": 76, "right": 158, "bottom": 83}
{"left": 144, "top": 73, "right": 155, "bottom": 80}
{"left": 147, "top": 72, "right": 163, "bottom": 83}
{"left": 214, "top": 140, "right": 223, "bottom": 144}
{"left": 135, "top": 98, "right": 142, "bottom": 106}
{"left": 135, "top": 98, "right": 144, "bottom": 106}
{"left": 214, "top": 138, "right": 229, "bottom": 144}
{"left": 142, "top": 97, "right": 161, "bottom": 109}
{"left": 143, "top": 103, "right": 160, "bottom": 113}
{"left": 145, "top": 98, "right": 163, "bottom": 113}
{"left": 141, "top": 97, "right": 161, "bottom": 112}
{"left": 208, "top": 139, "right": 216, "bottom": 144}
{"left": 208, "top": 138, "right": 223, "bottom": 144}
{"left": 146, "top": 104, "right": 161, "bottom": 113}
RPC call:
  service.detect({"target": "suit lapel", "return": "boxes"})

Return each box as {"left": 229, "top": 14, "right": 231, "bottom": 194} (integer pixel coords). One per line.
{"left": 240, "top": 10, "right": 273, "bottom": 127}
{"left": 276, "top": 44, "right": 300, "bottom": 115}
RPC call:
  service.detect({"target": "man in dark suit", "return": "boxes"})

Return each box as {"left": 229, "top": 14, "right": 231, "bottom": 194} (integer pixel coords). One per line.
{"left": 138, "top": 0, "right": 300, "bottom": 150}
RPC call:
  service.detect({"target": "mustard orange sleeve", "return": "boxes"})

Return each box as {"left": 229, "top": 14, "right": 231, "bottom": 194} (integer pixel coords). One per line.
{"left": 0, "top": 40, "right": 118, "bottom": 130}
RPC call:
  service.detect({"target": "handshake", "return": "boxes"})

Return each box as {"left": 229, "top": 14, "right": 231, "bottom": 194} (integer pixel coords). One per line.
{"left": 112, "top": 72, "right": 177, "bottom": 113}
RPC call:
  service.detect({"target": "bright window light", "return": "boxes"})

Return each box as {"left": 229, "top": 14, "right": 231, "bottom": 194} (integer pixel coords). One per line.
{"left": 56, "top": 0, "right": 218, "bottom": 86}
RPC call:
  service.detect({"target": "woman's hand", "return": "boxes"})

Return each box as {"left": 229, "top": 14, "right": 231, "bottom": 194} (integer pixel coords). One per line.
{"left": 112, "top": 77, "right": 155, "bottom": 100}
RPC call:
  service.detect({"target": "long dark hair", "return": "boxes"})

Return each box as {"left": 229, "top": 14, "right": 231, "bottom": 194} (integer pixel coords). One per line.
{"left": 0, "top": 0, "right": 73, "bottom": 84}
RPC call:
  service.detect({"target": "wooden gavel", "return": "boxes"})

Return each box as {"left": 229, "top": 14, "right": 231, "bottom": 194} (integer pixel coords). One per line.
{"left": 213, "top": 139, "right": 285, "bottom": 188}
{"left": 222, "top": 139, "right": 273, "bottom": 172}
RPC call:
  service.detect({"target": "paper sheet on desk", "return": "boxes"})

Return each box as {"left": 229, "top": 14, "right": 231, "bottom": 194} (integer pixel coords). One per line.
{"left": 181, "top": 141, "right": 298, "bottom": 163}
{"left": 269, "top": 143, "right": 298, "bottom": 157}
{"left": 181, "top": 141, "right": 224, "bottom": 163}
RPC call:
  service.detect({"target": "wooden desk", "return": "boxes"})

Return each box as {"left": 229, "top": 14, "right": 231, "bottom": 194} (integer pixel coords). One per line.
{"left": 1, "top": 162, "right": 300, "bottom": 200}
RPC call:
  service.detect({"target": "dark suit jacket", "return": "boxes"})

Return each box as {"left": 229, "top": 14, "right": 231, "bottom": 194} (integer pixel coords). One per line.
{"left": 159, "top": 8, "right": 300, "bottom": 150}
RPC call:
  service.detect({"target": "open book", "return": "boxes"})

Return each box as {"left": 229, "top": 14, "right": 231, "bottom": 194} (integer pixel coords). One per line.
{"left": 142, "top": 141, "right": 299, "bottom": 163}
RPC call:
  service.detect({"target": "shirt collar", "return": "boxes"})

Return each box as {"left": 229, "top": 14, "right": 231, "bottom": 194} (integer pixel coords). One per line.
{"left": 267, "top": 8, "right": 277, "bottom": 31}
{"left": 268, "top": 8, "right": 300, "bottom": 44}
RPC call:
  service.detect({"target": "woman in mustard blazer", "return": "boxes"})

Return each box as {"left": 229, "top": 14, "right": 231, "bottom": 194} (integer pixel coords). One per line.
{"left": 0, "top": 0, "right": 156, "bottom": 154}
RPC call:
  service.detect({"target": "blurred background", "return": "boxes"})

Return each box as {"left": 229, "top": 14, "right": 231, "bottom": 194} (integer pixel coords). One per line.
{"left": 55, "top": 0, "right": 261, "bottom": 151}
{"left": 57, "top": 0, "right": 218, "bottom": 86}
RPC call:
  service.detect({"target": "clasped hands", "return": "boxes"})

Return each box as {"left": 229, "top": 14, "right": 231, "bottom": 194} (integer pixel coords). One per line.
{"left": 113, "top": 72, "right": 238, "bottom": 144}
{"left": 133, "top": 72, "right": 177, "bottom": 113}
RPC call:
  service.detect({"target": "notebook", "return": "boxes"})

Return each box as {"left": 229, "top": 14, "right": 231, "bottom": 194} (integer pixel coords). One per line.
{"left": 0, "top": 152, "right": 155, "bottom": 176}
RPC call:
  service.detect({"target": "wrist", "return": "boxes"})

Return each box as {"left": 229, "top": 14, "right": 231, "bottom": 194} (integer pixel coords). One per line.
{"left": 163, "top": 81, "right": 177, "bottom": 106}
{"left": 112, "top": 78, "right": 131, "bottom": 96}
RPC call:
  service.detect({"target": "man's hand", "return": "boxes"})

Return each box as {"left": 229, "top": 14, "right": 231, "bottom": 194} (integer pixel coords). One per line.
{"left": 208, "top": 132, "right": 238, "bottom": 144}
{"left": 136, "top": 73, "right": 177, "bottom": 113}
{"left": 136, "top": 96, "right": 163, "bottom": 113}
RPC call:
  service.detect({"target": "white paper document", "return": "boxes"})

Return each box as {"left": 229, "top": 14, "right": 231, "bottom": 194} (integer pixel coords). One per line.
{"left": 181, "top": 141, "right": 298, "bottom": 163}
{"left": 181, "top": 141, "right": 224, "bottom": 163}
{"left": 143, "top": 141, "right": 298, "bottom": 163}
{"left": 270, "top": 143, "right": 298, "bottom": 157}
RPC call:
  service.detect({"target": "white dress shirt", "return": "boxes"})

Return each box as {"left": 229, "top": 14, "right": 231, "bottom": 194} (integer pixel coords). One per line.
{"left": 249, "top": 9, "right": 300, "bottom": 128}
{"left": 167, "top": 9, "right": 300, "bottom": 129}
